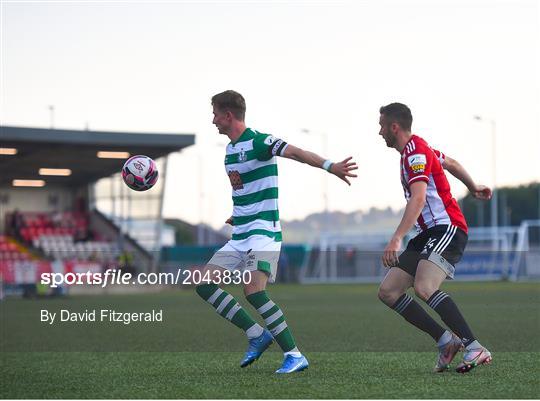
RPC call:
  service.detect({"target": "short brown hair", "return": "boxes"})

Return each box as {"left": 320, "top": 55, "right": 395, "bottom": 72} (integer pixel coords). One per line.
{"left": 211, "top": 90, "right": 246, "bottom": 121}
{"left": 379, "top": 103, "right": 413, "bottom": 131}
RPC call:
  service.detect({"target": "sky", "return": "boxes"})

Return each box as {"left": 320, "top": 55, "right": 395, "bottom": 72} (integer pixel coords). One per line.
{"left": 2, "top": 0, "right": 539, "bottom": 229}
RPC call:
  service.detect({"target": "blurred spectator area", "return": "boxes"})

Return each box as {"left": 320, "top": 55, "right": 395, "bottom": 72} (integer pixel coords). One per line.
{"left": 1, "top": 210, "right": 153, "bottom": 293}
{"left": 0, "top": 234, "right": 34, "bottom": 262}
{"left": 6, "top": 210, "right": 120, "bottom": 264}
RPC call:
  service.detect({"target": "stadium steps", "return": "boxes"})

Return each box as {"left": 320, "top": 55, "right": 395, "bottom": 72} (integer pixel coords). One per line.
{"left": 89, "top": 208, "right": 153, "bottom": 271}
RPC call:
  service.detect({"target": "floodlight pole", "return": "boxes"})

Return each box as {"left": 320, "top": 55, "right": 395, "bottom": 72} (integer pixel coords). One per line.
{"left": 490, "top": 119, "right": 498, "bottom": 251}
{"left": 198, "top": 153, "right": 205, "bottom": 246}
{"left": 323, "top": 131, "right": 329, "bottom": 232}
{"left": 48, "top": 105, "right": 55, "bottom": 129}
{"left": 152, "top": 155, "right": 168, "bottom": 274}
{"left": 474, "top": 115, "right": 498, "bottom": 251}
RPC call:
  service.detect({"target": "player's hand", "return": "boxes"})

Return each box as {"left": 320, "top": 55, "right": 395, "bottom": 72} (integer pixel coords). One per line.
{"left": 471, "top": 185, "right": 492, "bottom": 200}
{"left": 225, "top": 216, "right": 233, "bottom": 225}
{"left": 382, "top": 236, "right": 401, "bottom": 268}
{"left": 330, "top": 156, "right": 358, "bottom": 185}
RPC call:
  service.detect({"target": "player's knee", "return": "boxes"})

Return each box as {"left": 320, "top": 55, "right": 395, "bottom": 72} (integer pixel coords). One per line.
{"left": 413, "top": 283, "right": 436, "bottom": 301}
{"left": 378, "top": 285, "right": 399, "bottom": 306}
{"left": 243, "top": 281, "right": 264, "bottom": 296}
{"left": 243, "top": 270, "right": 268, "bottom": 296}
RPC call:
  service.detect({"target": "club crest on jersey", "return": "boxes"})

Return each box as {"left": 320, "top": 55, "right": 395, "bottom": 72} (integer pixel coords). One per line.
{"left": 238, "top": 150, "right": 247, "bottom": 163}
{"left": 408, "top": 154, "right": 427, "bottom": 173}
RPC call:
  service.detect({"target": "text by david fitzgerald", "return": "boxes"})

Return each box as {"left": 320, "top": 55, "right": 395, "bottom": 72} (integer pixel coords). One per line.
{"left": 41, "top": 309, "right": 163, "bottom": 325}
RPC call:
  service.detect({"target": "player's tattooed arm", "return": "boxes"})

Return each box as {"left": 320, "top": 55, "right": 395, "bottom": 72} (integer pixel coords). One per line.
{"left": 383, "top": 181, "right": 427, "bottom": 267}
{"left": 442, "top": 156, "right": 492, "bottom": 200}
{"left": 281, "top": 144, "right": 358, "bottom": 185}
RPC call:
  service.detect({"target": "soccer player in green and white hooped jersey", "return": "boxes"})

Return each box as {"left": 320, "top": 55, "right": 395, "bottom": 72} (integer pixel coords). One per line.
{"left": 195, "top": 90, "right": 357, "bottom": 374}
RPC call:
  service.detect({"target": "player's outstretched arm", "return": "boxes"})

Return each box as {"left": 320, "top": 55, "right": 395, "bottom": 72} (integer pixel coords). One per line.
{"left": 443, "top": 156, "right": 492, "bottom": 200}
{"left": 281, "top": 144, "right": 358, "bottom": 185}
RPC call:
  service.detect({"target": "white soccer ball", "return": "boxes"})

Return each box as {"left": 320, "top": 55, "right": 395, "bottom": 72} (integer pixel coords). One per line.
{"left": 121, "top": 155, "right": 158, "bottom": 191}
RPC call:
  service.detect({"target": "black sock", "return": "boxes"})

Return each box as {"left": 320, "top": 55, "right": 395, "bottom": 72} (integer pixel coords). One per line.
{"left": 392, "top": 293, "right": 446, "bottom": 342}
{"left": 427, "top": 290, "right": 476, "bottom": 347}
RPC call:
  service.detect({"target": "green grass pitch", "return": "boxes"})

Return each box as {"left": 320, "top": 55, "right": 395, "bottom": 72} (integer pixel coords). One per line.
{"left": 1, "top": 282, "right": 539, "bottom": 398}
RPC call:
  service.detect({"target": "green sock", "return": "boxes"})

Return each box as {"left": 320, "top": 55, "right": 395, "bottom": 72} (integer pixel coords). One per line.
{"left": 246, "top": 290, "right": 298, "bottom": 353}
{"left": 196, "top": 284, "right": 258, "bottom": 332}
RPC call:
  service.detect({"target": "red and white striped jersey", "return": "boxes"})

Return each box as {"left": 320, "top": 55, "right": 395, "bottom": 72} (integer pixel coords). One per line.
{"left": 400, "top": 135, "right": 468, "bottom": 233}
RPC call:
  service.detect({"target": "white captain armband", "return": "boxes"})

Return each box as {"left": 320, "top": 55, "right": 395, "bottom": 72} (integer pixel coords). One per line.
{"left": 270, "top": 139, "right": 288, "bottom": 156}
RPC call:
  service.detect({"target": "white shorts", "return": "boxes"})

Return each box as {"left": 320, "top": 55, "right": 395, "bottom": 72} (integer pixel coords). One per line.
{"left": 207, "top": 235, "right": 282, "bottom": 283}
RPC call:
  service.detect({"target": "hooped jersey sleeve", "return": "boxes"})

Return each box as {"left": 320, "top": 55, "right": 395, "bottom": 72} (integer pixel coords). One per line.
{"left": 253, "top": 133, "right": 289, "bottom": 161}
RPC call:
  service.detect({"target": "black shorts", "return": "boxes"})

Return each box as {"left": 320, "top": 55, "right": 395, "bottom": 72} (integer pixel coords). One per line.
{"left": 397, "top": 225, "right": 468, "bottom": 279}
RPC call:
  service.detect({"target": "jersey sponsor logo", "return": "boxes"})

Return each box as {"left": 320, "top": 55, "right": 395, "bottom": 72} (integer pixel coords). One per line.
{"left": 228, "top": 170, "right": 244, "bottom": 190}
{"left": 408, "top": 154, "right": 427, "bottom": 173}
{"left": 264, "top": 135, "right": 276, "bottom": 146}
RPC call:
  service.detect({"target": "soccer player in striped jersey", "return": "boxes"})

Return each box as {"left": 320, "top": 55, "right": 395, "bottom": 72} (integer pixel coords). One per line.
{"left": 377, "top": 103, "right": 493, "bottom": 373}
{"left": 195, "top": 90, "right": 357, "bottom": 374}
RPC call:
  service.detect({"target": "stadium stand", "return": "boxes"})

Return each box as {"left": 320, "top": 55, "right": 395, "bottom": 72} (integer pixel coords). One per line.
{"left": 6, "top": 211, "right": 118, "bottom": 263}
{"left": 0, "top": 235, "right": 33, "bottom": 261}
{"left": 0, "top": 125, "right": 194, "bottom": 296}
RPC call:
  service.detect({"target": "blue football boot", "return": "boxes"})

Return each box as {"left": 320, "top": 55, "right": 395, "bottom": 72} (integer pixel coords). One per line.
{"left": 275, "top": 354, "right": 309, "bottom": 374}
{"left": 240, "top": 329, "right": 273, "bottom": 368}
